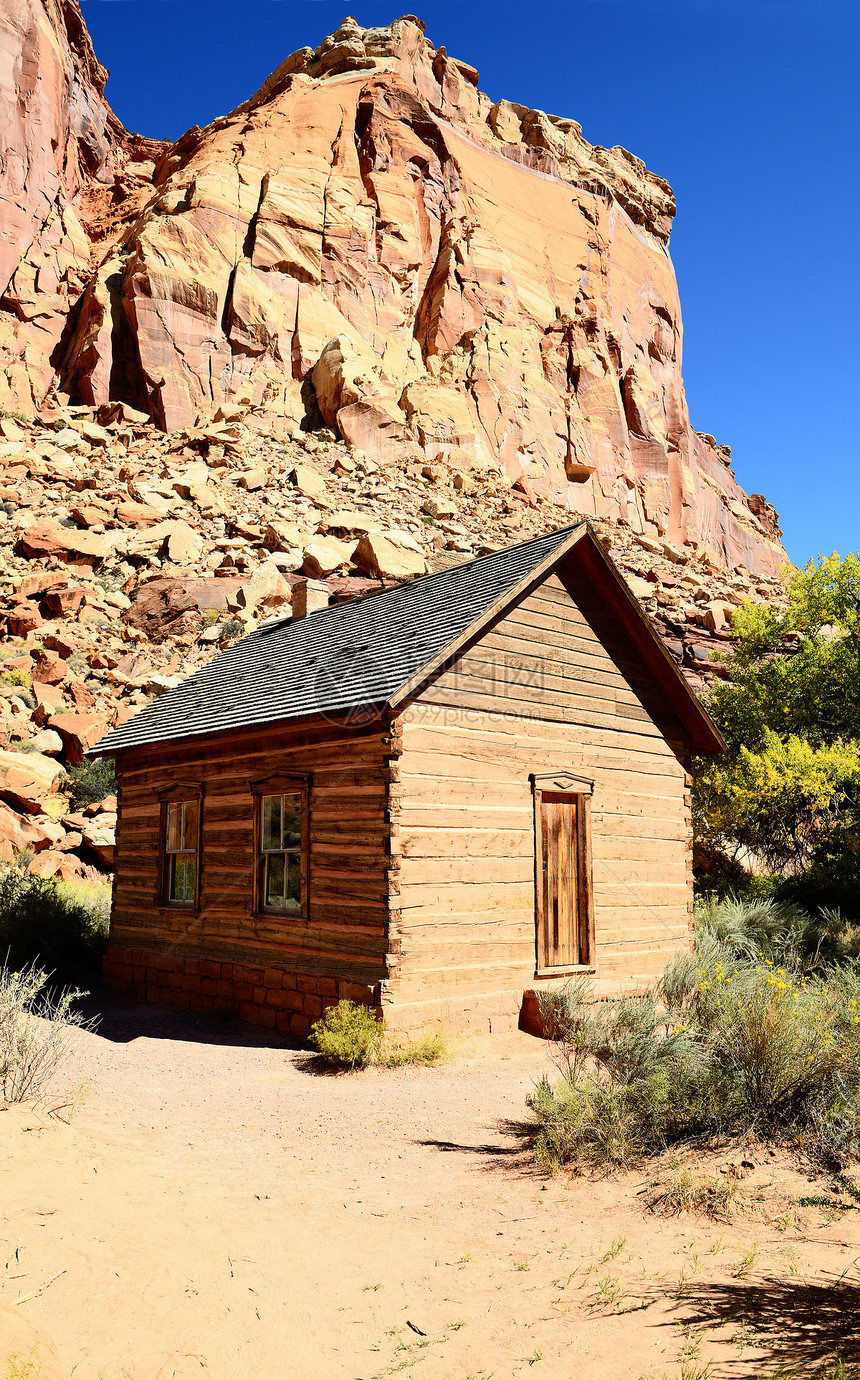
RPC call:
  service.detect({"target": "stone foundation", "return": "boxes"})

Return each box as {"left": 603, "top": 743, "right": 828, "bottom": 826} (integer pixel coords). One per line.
{"left": 102, "top": 945, "right": 376, "bottom": 1040}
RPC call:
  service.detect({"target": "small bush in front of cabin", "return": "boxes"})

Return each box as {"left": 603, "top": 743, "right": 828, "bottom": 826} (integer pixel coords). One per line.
{"left": 527, "top": 897, "right": 860, "bottom": 1177}
{"left": 309, "top": 999, "right": 449, "bottom": 1070}
{"left": 0, "top": 961, "right": 95, "bottom": 1105}
{"left": 65, "top": 757, "right": 116, "bottom": 809}
{"left": 0, "top": 866, "right": 111, "bottom": 981}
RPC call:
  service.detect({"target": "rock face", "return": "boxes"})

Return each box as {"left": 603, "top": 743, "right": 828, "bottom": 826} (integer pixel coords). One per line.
{"left": 0, "top": 0, "right": 161, "bottom": 413}
{"left": 2, "top": 9, "right": 784, "bottom": 574}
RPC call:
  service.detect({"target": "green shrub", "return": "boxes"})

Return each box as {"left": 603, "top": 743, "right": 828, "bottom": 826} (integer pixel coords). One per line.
{"left": 1, "top": 668, "right": 32, "bottom": 690}
{"left": 220, "top": 618, "right": 244, "bottom": 642}
{"left": 309, "top": 999, "right": 449, "bottom": 1070}
{"left": 527, "top": 898, "right": 860, "bottom": 1176}
{"left": 0, "top": 961, "right": 95, "bottom": 1105}
{"left": 0, "top": 867, "right": 111, "bottom": 980}
{"left": 65, "top": 756, "right": 115, "bottom": 808}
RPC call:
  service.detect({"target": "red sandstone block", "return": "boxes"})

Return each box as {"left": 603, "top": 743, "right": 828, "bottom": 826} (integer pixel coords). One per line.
{"left": 303, "top": 993, "right": 322, "bottom": 1020}
{"left": 275, "top": 1013, "right": 292, "bottom": 1034}
{"left": 237, "top": 965, "right": 264, "bottom": 986}
{"left": 112, "top": 963, "right": 133, "bottom": 983}
{"left": 257, "top": 1007, "right": 276, "bottom": 1031}
{"left": 181, "top": 975, "right": 201, "bottom": 993}
{"left": 150, "top": 954, "right": 170, "bottom": 972}
{"left": 200, "top": 979, "right": 218, "bottom": 996}
{"left": 164, "top": 972, "right": 182, "bottom": 990}
{"left": 145, "top": 985, "right": 161, "bottom": 1003}
{"left": 189, "top": 995, "right": 207, "bottom": 1013}
{"left": 233, "top": 982, "right": 253, "bottom": 1001}
{"left": 338, "top": 981, "right": 373, "bottom": 1005}
{"left": 217, "top": 979, "right": 235, "bottom": 998}
{"left": 199, "top": 960, "right": 220, "bottom": 978}
{"left": 184, "top": 959, "right": 200, "bottom": 975}
{"left": 280, "top": 973, "right": 298, "bottom": 991}
{"left": 317, "top": 977, "right": 338, "bottom": 999}
{"left": 290, "top": 1014, "right": 310, "bottom": 1040}
{"left": 263, "top": 968, "right": 282, "bottom": 990}
{"left": 132, "top": 965, "right": 145, "bottom": 983}
{"left": 173, "top": 993, "right": 191, "bottom": 1011}
{"left": 253, "top": 986, "right": 267, "bottom": 1004}
{"left": 296, "top": 975, "right": 318, "bottom": 995}
{"left": 269, "top": 988, "right": 303, "bottom": 1013}
{"left": 239, "top": 1003, "right": 260, "bottom": 1024}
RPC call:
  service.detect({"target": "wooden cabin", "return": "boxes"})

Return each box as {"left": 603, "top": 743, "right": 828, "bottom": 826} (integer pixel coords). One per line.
{"left": 93, "top": 524, "right": 724, "bottom": 1036}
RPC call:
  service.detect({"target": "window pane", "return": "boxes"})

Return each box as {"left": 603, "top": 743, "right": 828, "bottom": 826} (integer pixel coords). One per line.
{"left": 282, "top": 794, "right": 302, "bottom": 848}
{"left": 262, "top": 795, "right": 282, "bottom": 851}
{"left": 183, "top": 800, "right": 198, "bottom": 851}
{"left": 266, "top": 853, "right": 285, "bottom": 908}
{"left": 169, "top": 855, "right": 185, "bottom": 901}
{"left": 285, "top": 854, "right": 301, "bottom": 910}
{"left": 166, "top": 802, "right": 183, "bottom": 853}
{"left": 183, "top": 854, "right": 196, "bottom": 902}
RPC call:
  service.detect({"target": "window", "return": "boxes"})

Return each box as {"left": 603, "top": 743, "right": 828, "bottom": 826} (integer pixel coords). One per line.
{"left": 532, "top": 773, "right": 594, "bottom": 973}
{"left": 260, "top": 792, "right": 303, "bottom": 911}
{"left": 161, "top": 796, "right": 200, "bottom": 908}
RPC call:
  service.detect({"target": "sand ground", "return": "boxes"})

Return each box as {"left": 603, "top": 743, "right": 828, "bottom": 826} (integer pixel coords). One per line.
{"left": 1, "top": 1001, "right": 859, "bottom": 1379}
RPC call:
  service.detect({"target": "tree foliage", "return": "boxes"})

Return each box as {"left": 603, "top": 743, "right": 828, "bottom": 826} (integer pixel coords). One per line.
{"left": 695, "top": 553, "right": 860, "bottom": 897}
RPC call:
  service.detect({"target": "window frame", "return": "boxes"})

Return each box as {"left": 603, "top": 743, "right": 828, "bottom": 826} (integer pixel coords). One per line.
{"left": 250, "top": 773, "right": 310, "bottom": 919}
{"left": 531, "top": 772, "right": 595, "bottom": 976}
{"left": 156, "top": 782, "right": 204, "bottom": 912}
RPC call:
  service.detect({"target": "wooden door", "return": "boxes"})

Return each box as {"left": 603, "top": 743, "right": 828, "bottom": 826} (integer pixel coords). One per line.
{"left": 538, "top": 791, "right": 581, "bottom": 970}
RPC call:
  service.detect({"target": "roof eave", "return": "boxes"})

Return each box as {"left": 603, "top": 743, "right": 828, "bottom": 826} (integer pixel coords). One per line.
{"left": 568, "top": 529, "right": 726, "bottom": 756}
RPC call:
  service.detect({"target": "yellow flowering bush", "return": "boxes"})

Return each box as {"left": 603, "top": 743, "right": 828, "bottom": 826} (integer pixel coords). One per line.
{"left": 528, "top": 899, "right": 860, "bottom": 1173}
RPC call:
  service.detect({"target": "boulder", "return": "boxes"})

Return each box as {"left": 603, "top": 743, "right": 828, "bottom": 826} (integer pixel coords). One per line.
{"left": 80, "top": 815, "right": 116, "bottom": 867}
{"left": 301, "top": 536, "right": 356, "bottom": 579}
{"left": 125, "top": 576, "right": 245, "bottom": 642}
{"left": 47, "top": 712, "right": 110, "bottom": 765}
{"left": 0, "top": 801, "right": 53, "bottom": 861}
{"left": 16, "top": 522, "right": 114, "bottom": 566}
{"left": 290, "top": 465, "right": 328, "bottom": 502}
{"left": 236, "top": 561, "right": 292, "bottom": 616}
{"left": 353, "top": 529, "right": 428, "bottom": 579}
{"left": 0, "top": 749, "right": 64, "bottom": 813}
{"left": 263, "top": 520, "right": 305, "bottom": 552}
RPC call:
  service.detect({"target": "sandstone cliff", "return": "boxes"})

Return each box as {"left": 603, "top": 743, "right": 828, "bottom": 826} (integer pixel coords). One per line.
{"left": 0, "top": 0, "right": 160, "bottom": 413}
{"left": 1, "top": 9, "right": 783, "bottom": 575}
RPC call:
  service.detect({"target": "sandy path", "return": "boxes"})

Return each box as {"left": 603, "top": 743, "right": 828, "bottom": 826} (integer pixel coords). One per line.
{"left": 2, "top": 1002, "right": 859, "bottom": 1379}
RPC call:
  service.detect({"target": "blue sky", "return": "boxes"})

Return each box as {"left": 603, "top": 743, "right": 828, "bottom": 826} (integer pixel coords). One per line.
{"left": 81, "top": 0, "right": 859, "bottom": 566}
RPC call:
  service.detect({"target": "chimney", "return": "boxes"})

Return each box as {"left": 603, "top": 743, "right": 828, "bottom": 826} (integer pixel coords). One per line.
{"left": 292, "top": 578, "right": 330, "bottom": 619}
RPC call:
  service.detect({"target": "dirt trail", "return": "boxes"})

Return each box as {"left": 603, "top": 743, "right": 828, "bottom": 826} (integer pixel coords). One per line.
{"left": 1, "top": 1004, "right": 858, "bottom": 1379}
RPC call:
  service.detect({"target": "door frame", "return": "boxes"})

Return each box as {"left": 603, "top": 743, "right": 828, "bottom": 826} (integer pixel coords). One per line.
{"left": 531, "top": 772, "right": 596, "bottom": 976}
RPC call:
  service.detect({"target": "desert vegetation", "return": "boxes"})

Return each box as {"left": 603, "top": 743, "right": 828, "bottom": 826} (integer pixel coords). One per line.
{"left": 309, "top": 998, "right": 450, "bottom": 1070}
{"left": 695, "top": 552, "right": 860, "bottom": 912}
{"left": 0, "top": 865, "right": 110, "bottom": 980}
{"left": 528, "top": 897, "right": 860, "bottom": 1179}
{"left": 0, "top": 961, "right": 94, "bottom": 1108}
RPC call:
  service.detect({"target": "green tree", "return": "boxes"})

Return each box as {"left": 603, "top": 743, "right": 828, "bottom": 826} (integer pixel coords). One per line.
{"left": 695, "top": 553, "right": 860, "bottom": 902}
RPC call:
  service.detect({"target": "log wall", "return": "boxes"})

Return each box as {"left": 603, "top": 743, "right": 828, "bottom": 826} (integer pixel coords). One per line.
{"left": 388, "top": 572, "right": 693, "bottom": 1030}
{"left": 107, "top": 712, "right": 397, "bottom": 1036}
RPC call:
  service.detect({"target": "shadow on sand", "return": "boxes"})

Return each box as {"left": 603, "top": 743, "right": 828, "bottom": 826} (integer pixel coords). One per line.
{"left": 663, "top": 1271, "right": 860, "bottom": 1371}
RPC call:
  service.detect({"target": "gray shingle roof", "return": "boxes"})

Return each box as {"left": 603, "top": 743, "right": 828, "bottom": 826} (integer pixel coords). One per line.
{"left": 92, "top": 524, "right": 583, "bottom": 755}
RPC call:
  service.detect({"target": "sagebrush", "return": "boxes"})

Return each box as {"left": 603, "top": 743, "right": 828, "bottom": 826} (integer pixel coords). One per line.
{"left": 309, "top": 999, "right": 449, "bottom": 1069}
{"left": 0, "top": 962, "right": 95, "bottom": 1105}
{"left": 0, "top": 866, "right": 111, "bottom": 978}
{"left": 528, "top": 897, "right": 860, "bottom": 1175}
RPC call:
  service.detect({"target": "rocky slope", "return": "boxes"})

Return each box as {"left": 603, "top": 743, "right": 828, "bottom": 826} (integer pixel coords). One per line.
{"left": 0, "top": 399, "right": 786, "bottom": 880}
{"left": 0, "top": 7, "right": 784, "bottom": 575}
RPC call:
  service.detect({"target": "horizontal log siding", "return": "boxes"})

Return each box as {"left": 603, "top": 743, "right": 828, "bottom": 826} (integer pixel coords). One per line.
{"left": 109, "top": 716, "right": 394, "bottom": 1010}
{"left": 391, "top": 574, "right": 692, "bottom": 1024}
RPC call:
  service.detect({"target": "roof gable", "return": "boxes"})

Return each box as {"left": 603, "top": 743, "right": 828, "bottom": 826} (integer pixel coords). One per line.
{"left": 91, "top": 524, "right": 723, "bottom": 758}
